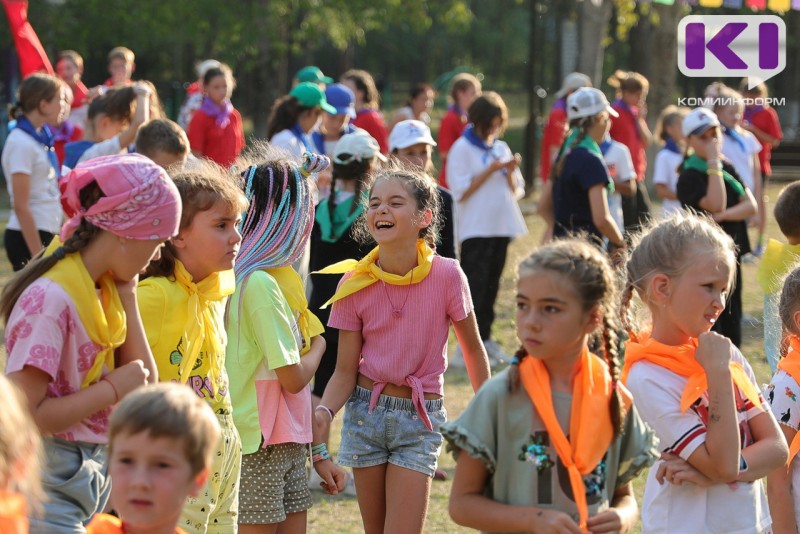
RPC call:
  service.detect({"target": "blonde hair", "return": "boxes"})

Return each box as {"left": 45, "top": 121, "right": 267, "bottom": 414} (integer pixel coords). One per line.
{"left": 621, "top": 212, "right": 737, "bottom": 339}
{"left": 654, "top": 105, "right": 689, "bottom": 144}
{"left": 508, "top": 239, "right": 625, "bottom": 436}
{"left": 107, "top": 46, "right": 135, "bottom": 64}
{"left": 109, "top": 383, "right": 221, "bottom": 476}
{"left": 0, "top": 375, "right": 43, "bottom": 509}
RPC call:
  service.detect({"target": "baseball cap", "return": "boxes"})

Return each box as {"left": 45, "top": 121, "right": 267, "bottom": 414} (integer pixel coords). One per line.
{"left": 334, "top": 130, "right": 388, "bottom": 164}
{"left": 555, "top": 72, "right": 592, "bottom": 99}
{"left": 566, "top": 88, "right": 619, "bottom": 121}
{"left": 388, "top": 120, "right": 437, "bottom": 151}
{"left": 325, "top": 84, "right": 356, "bottom": 118}
{"left": 682, "top": 107, "right": 721, "bottom": 137}
{"left": 289, "top": 82, "right": 337, "bottom": 114}
{"left": 296, "top": 66, "right": 334, "bottom": 85}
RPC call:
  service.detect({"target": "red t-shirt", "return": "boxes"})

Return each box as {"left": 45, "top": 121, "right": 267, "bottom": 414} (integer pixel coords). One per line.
{"left": 610, "top": 102, "right": 647, "bottom": 181}
{"left": 436, "top": 108, "right": 468, "bottom": 188}
{"left": 539, "top": 102, "right": 568, "bottom": 182}
{"left": 187, "top": 107, "right": 245, "bottom": 168}
{"left": 352, "top": 109, "right": 388, "bottom": 154}
{"left": 71, "top": 80, "right": 89, "bottom": 109}
{"left": 747, "top": 106, "right": 783, "bottom": 176}
{"left": 53, "top": 123, "right": 84, "bottom": 166}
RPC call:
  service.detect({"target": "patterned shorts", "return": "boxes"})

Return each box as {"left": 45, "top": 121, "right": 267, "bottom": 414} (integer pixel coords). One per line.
{"left": 238, "top": 442, "right": 313, "bottom": 524}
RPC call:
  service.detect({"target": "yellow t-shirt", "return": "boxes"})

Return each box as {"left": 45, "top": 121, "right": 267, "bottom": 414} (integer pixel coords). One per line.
{"left": 138, "top": 275, "right": 232, "bottom": 414}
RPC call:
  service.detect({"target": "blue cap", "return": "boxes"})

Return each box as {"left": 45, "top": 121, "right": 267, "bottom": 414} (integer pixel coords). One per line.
{"left": 325, "top": 83, "right": 356, "bottom": 118}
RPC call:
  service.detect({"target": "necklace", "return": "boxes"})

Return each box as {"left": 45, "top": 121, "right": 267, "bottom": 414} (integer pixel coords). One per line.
{"left": 376, "top": 259, "right": 413, "bottom": 318}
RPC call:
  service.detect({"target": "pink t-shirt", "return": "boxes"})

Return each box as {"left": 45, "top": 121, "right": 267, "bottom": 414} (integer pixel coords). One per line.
{"left": 5, "top": 279, "right": 110, "bottom": 443}
{"left": 328, "top": 256, "right": 472, "bottom": 428}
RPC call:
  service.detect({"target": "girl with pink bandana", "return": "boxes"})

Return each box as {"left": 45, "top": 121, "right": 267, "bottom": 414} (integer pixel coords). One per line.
{"left": 0, "top": 153, "right": 182, "bottom": 533}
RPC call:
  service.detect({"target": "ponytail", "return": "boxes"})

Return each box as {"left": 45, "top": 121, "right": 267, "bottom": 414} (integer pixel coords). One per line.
{"left": 507, "top": 346, "right": 528, "bottom": 393}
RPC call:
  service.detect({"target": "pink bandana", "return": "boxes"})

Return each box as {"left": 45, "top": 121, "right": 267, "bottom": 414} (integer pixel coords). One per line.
{"left": 60, "top": 153, "right": 181, "bottom": 241}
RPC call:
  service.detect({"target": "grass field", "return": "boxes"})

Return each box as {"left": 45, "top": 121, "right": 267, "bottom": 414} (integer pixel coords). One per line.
{"left": 0, "top": 178, "right": 783, "bottom": 533}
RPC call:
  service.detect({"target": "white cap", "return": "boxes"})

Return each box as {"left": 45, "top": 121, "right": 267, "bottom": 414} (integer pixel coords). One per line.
{"left": 196, "top": 59, "right": 222, "bottom": 79}
{"left": 566, "top": 88, "right": 619, "bottom": 121}
{"left": 682, "top": 107, "right": 720, "bottom": 138}
{"left": 334, "top": 130, "right": 388, "bottom": 164}
{"left": 388, "top": 120, "right": 437, "bottom": 151}
{"left": 555, "top": 72, "right": 592, "bottom": 98}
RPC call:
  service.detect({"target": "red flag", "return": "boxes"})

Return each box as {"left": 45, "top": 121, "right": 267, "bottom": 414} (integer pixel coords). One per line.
{"left": 2, "top": 0, "right": 53, "bottom": 76}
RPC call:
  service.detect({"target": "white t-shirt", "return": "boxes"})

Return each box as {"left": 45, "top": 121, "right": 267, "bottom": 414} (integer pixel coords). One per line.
{"left": 76, "top": 135, "right": 123, "bottom": 166}
{"left": 626, "top": 348, "right": 771, "bottom": 534}
{"left": 721, "top": 128, "right": 761, "bottom": 192}
{"left": 602, "top": 140, "right": 636, "bottom": 233}
{"left": 766, "top": 369, "right": 800, "bottom": 523}
{"left": 652, "top": 147, "right": 685, "bottom": 217}
{"left": 270, "top": 129, "right": 306, "bottom": 159}
{"left": 446, "top": 137, "right": 527, "bottom": 243}
{"left": 1, "top": 129, "right": 62, "bottom": 233}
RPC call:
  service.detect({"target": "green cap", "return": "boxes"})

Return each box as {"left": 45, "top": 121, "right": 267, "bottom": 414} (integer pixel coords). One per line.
{"left": 290, "top": 82, "right": 337, "bottom": 114}
{"left": 296, "top": 66, "right": 334, "bottom": 84}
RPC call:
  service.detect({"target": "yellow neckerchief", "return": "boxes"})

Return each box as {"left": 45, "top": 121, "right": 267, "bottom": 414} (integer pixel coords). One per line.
{"left": 173, "top": 260, "right": 235, "bottom": 393}
{"left": 622, "top": 335, "right": 763, "bottom": 413}
{"left": 265, "top": 266, "right": 324, "bottom": 355}
{"left": 519, "top": 346, "right": 632, "bottom": 532}
{"left": 778, "top": 336, "right": 800, "bottom": 462}
{"left": 43, "top": 252, "right": 126, "bottom": 389}
{"left": 757, "top": 238, "right": 800, "bottom": 294}
{"left": 315, "top": 238, "right": 435, "bottom": 308}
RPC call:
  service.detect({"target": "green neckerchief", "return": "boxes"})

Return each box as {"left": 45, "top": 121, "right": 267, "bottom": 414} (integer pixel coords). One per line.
{"left": 558, "top": 128, "right": 614, "bottom": 194}
{"left": 683, "top": 154, "right": 745, "bottom": 198}
{"left": 315, "top": 191, "right": 365, "bottom": 243}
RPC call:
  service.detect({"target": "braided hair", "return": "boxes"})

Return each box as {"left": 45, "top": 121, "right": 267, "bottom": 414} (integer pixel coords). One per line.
{"left": 507, "top": 238, "right": 626, "bottom": 437}
{"left": 550, "top": 115, "right": 600, "bottom": 182}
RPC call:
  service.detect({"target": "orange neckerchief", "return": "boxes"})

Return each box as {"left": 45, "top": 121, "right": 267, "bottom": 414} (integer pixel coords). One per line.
{"left": 519, "top": 346, "right": 632, "bottom": 531}
{"left": 778, "top": 336, "right": 800, "bottom": 462}
{"left": 0, "top": 491, "right": 27, "bottom": 534}
{"left": 622, "top": 336, "right": 763, "bottom": 413}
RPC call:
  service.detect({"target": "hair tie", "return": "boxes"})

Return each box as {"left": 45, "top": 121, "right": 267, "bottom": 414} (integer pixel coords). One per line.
{"left": 301, "top": 151, "right": 330, "bottom": 176}
{"left": 52, "top": 246, "right": 67, "bottom": 260}
{"left": 511, "top": 356, "right": 521, "bottom": 365}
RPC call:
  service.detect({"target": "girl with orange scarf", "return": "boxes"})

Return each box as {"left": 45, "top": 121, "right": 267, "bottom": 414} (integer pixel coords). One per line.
{"left": 444, "top": 239, "right": 657, "bottom": 533}
{"left": 621, "top": 213, "right": 787, "bottom": 534}
{"left": 765, "top": 266, "right": 800, "bottom": 533}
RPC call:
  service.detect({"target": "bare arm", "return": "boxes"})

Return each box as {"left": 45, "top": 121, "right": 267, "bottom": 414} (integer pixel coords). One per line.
{"left": 459, "top": 159, "right": 506, "bottom": 202}
{"left": 315, "top": 329, "right": 362, "bottom": 440}
{"left": 738, "top": 409, "right": 789, "bottom": 482}
{"left": 537, "top": 179, "right": 554, "bottom": 226}
{"left": 117, "top": 83, "right": 151, "bottom": 148}
{"left": 451, "top": 312, "right": 490, "bottom": 392}
{"left": 713, "top": 188, "right": 757, "bottom": 223}
{"left": 115, "top": 279, "right": 158, "bottom": 383}
{"left": 588, "top": 185, "right": 625, "bottom": 248}
{"left": 274, "top": 335, "right": 326, "bottom": 394}
{"left": 586, "top": 483, "right": 638, "bottom": 534}
{"left": 11, "top": 173, "right": 44, "bottom": 256}
{"left": 615, "top": 178, "right": 636, "bottom": 197}
{"left": 655, "top": 183, "right": 678, "bottom": 201}
{"left": 767, "top": 424, "right": 797, "bottom": 534}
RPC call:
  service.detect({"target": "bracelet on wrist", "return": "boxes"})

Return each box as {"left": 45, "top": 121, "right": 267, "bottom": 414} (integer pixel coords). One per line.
{"left": 315, "top": 404, "right": 335, "bottom": 421}
{"left": 101, "top": 376, "right": 120, "bottom": 404}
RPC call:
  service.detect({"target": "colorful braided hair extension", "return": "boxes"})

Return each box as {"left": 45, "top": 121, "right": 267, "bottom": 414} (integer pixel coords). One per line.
{"left": 233, "top": 151, "right": 328, "bottom": 284}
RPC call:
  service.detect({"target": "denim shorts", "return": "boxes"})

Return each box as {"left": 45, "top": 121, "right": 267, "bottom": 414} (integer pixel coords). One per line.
{"left": 337, "top": 385, "right": 446, "bottom": 477}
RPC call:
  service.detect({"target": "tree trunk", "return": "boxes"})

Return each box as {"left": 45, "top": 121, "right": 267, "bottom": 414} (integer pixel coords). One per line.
{"left": 576, "top": 0, "right": 613, "bottom": 87}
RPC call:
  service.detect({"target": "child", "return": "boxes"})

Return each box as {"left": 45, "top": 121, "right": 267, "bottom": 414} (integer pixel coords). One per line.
{"left": 538, "top": 87, "right": 625, "bottom": 253}
{"left": 758, "top": 182, "right": 800, "bottom": 373}
{"left": 539, "top": 72, "right": 591, "bottom": 188}
{"left": 766, "top": 266, "right": 800, "bottom": 533}
{"left": 267, "top": 82, "right": 336, "bottom": 159}
{"left": 341, "top": 69, "right": 389, "bottom": 153}
{"left": 621, "top": 213, "right": 788, "bottom": 533}
{"left": 138, "top": 162, "right": 248, "bottom": 534}
{"left": 55, "top": 50, "right": 89, "bottom": 129}
{"left": 2, "top": 73, "right": 68, "bottom": 270}
{"left": 314, "top": 163, "right": 491, "bottom": 533}
{"left": 178, "top": 59, "right": 222, "bottom": 130}
{"left": 0, "top": 374, "right": 42, "bottom": 534}
{"left": 309, "top": 131, "right": 384, "bottom": 417}
{"left": 443, "top": 239, "right": 657, "bottom": 532}
{"left": 294, "top": 65, "right": 334, "bottom": 87}
{"left": 136, "top": 118, "right": 191, "bottom": 169}
{"left": 87, "top": 383, "right": 220, "bottom": 534}
{"left": 437, "top": 73, "right": 481, "bottom": 189}
{"left": 389, "top": 119, "right": 457, "bottom": 260}
{"left": 652, "top": 105, "right": 688, "bottom": 217}
{"left": 447, "top": 91, "right": 527, "bottom": 363}
{"left": 741, "top": 79, "right": 784, "bottom": 257}
{"left": 105, "top": 46, "right": 135, "bottom": 86}
{"left": 310, "top": 83, "right": 360, "bottom": 199}
{"left": 388, "top": 83, "right": 435, "bottom": 131}
{"left": 608, "top": 70, "right": 653, "bottom": 232}
{"left": 227, "top": 148, "right": 347, "bottom": 531}
{"left": 51, "top": 86, "right": 84, "bottom": 167}
{"left": 600, "top": 133, "right": 637, "bottom": 238}
{"left": 2, "top": 153, "right": 181, "bottom": 533}
{"left": 676, "top": 107, "right": 757, "bottom": 348}
{"left": 187, "top": 64, "right": 245, "bottom": 167}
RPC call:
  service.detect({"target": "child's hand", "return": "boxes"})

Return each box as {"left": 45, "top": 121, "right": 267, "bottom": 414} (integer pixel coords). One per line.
{"left": 695, "top": 331, "right": 732, "bottom": 373}
{"left": 313, "top": 458, "right": 347, "bottom": 495}
{"left": 656, "top": 453, "right": 714, "bottom": 488}
{"left": 106, "top": 360, "right": 150, "bottom": 398}
{"left": 134, "top": 82, "right": 153, "bottom": 97}
{"left": 504, "top": 153, "right": 522, "bottom": 172}
{"left": 531, "top": 509, "right": 582, "bottom": 534}
{"left": 705, "top": 138, "right": 722, "bottom": 165}
{"left": 586, "top": 508, "right": 625, "bottom": 533}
